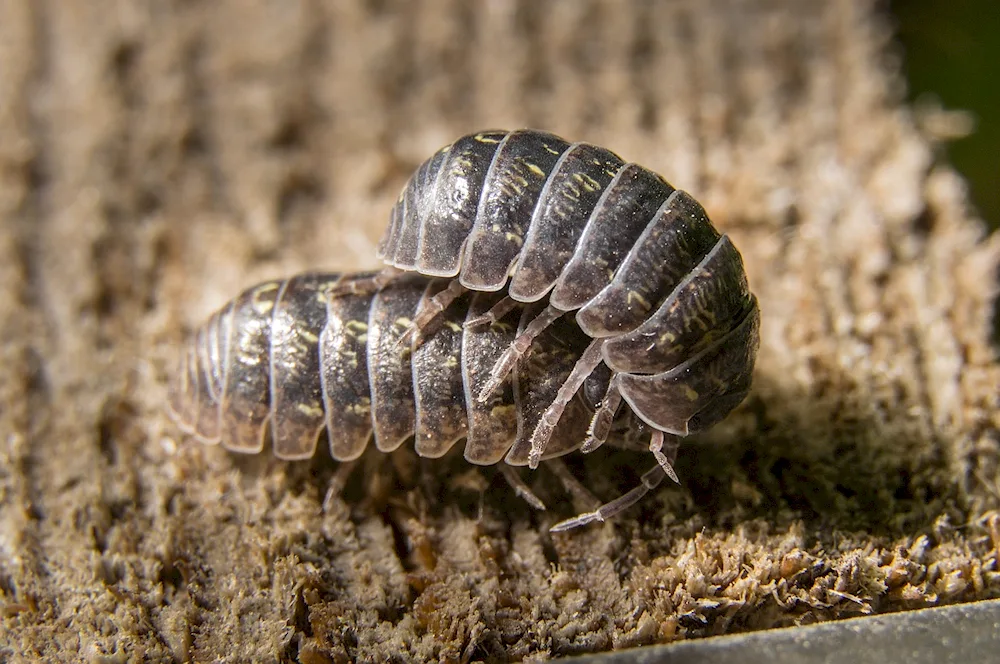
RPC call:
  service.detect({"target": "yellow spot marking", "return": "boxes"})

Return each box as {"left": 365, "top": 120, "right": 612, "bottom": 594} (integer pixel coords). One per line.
{"left": 544, "top": 144, "right": 562, "bottom": 155}
{"left": 659, "top": 330, "right": 677, "bottom": 345}
{"left": 347, "top": 401, "right": 371, "bottom": 416}
{"left": 490, "top": 404, "right": 516, "bottom": 418}
{"left": 395, "top": 316, "right": 413, "bottom": 328}
{"left": 583, "top": 173, "right": 601, "bottom": 191}
{"left": 444, "top": 355, "right": 458, "bottom": 368}
{"left": 683, "top": 386, "right": 700, "bottom": 402}
{"left": 475, "top": 133, "right": 502, "bottom": 144}
{"left": 626, "top": 290, "right": 651, "bottom": 311}
{"left": 504, "top": 232, "right": 523, "bottom": 247}
{"left": 251, "top": 282, "right": 280, "bottom": 315}
{"left": 299, "top": 329, "right": 319, "bottom": 344}
{"left": 526, "top": 163, "right": 545, "bottom": 178}
{"left": 296, "top": 402, "right": 324, "bottom": 418}
{"left": 562, "top": 182, "right": 581, "bottom": 199}
{"left": 572, "top": 172, "right": 600, "bottom": 192}
{"left": 445, "top": 321, "right": 463, "bottom": 333}
{"left": 346, "top": 320, "right": 369, "bottom": 337}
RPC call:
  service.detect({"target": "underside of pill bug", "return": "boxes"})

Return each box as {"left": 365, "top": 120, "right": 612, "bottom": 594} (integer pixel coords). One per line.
{"left": 370, "top": 129, "right": 760, "bottom": 476}
{"left": 169, "top": 272, "right": 681, "bottom": 530}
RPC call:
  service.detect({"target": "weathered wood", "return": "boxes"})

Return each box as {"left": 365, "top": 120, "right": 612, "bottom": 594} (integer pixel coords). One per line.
{"left": 1, "top": 1, "right": 997, "bottom": 661}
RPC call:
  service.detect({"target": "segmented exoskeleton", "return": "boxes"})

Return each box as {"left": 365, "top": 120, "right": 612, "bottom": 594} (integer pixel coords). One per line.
{"left": 364, "top": 130, "right": 760, "bottom": 488}
{"left": 169, "top": 272, "right": 667, "bottom": 530}
{"left": 169, "top": 129, "right": 760, "bottom": 530}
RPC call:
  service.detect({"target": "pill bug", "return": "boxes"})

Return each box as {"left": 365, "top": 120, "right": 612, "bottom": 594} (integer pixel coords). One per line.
{"left": 169, "top": 272, "right": 671, "bottom": 530}
{"left": 369, "top": 129, "right": 760, "bottom": 479}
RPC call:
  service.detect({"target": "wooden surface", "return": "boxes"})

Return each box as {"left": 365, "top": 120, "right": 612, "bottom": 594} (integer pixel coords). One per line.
{"left": 1, "top": 1, "right": 998, "bottom": 661}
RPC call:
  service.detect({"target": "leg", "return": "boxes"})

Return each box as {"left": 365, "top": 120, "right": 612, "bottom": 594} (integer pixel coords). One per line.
{"left": 549, "top": 464, "right": 668, "bottom": 532}
{"left": 527, "top": 339, "right": 607, "bottom": 469}
{"left": 395, "top": 278, "right": 467, "bottom": 349}
{"left": 464, "top": 295, "right": 519, "bottom": 329}
{"left": 500, "top": 464, "right": 547, "bottom": 511}
{"left": 476, "top": 304, "right": 567, "bottom": 402}
{"left": 325, "top": 267, "right": 401, "bottom": 298}
{"left": 581, "top": 380, "right": 623, "bottom": 453}
{"left": 322, "top": 460, "right": 359, "bottom": 512}
{"left": 648, "top": 429, "right": 681, "bottom": 484}
{"left": 545, "top": 458, "right": 601, "bottom": 511}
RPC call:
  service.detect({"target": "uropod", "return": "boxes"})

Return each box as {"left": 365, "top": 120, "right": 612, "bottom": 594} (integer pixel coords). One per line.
{"left": 169, "top": 129, "right": 760, "bottom": 531}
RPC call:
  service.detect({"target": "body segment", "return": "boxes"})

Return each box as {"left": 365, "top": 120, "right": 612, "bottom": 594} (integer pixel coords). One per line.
{"left": 169, "top": 273, "right": 614, "bottom": 468}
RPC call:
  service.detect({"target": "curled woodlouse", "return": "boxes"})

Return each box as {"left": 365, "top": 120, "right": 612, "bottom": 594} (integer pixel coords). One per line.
{"left": 368, "top": 130, "right": 759, "bottom": 480}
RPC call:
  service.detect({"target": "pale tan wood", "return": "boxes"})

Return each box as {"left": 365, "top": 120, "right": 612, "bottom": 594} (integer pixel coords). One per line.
{"left": 0, "top": 1, "right": 997, "bottom": 660}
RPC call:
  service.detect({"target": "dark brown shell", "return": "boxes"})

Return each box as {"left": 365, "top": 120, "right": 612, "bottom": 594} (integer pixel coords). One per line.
{"left": 379, "top": 129, "right": 759, "bottom": 440}
{"left": 168, "top": 272, "right": 609, "bottom": 465}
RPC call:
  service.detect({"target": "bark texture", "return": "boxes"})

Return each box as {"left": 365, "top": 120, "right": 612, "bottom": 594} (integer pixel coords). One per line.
{"left": 1, "top": 1, "right": 998, "bottom": 662}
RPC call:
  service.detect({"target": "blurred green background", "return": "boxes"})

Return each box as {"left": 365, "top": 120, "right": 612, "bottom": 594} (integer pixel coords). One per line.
{"left": 892, "top": 0, "right": 999, "bottom": 231}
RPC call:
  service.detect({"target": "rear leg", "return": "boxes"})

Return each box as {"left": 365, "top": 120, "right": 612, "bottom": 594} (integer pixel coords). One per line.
{"left": 322, "top": 460, "right": 360, "bottom": 512}
{"left": 499, "top": 463, "right": 547, "bottom": 511}
{"left": 476, "top": 304, "right": 567, "bottom": 402}
{"left": 464, "top": 295, "right": 519, "bottom": 329}
{"left": 581, "top": 380, "right": 623, "bottom": 453}
{"left": 527, "top": 339, "right": 607, "bottom": 468}
{"left": 324, "top": 267, "right": 401, "bottom": 298}
{"left": 394, "top": 278, "right": 467, "bottom": 349}
{"left": 324, "top": 270, "right": 468, "bottom": 349}
{"left": 549, "top": 464, "right": 667, "bottom": 532}
{"left": 648, "top": 429, "right": 680, "bottom": 484}
{"left": 549, "top": 430, "right": 680, "bottom": 532}
{"left": 545, "top": 458, "right": 602, "bottom": 511}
